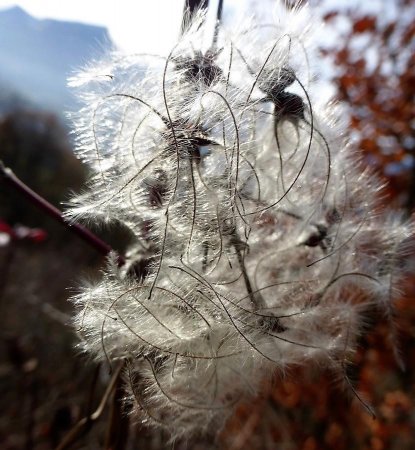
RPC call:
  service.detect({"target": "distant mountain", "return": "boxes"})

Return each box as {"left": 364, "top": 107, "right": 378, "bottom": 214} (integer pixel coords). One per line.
{"left": 0, "top": 77, "right": 35, "bottom": 114}
{"left": 0, "top": 6, "right": 113, "bottom": 116}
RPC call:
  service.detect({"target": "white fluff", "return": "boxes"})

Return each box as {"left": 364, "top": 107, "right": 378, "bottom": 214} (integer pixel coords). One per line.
{"left": 67, "top": 3, "right": 413, "bottom": 441}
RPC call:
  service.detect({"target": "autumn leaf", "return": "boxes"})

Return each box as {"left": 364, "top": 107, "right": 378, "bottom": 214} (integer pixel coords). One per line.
{"left": 353, "top": 16, "right": 377, "bottom": 33}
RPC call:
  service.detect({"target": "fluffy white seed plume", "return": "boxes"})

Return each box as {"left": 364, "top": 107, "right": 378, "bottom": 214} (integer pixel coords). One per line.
{"left": 67, "top": 3, "right": 413, "bottom": 441}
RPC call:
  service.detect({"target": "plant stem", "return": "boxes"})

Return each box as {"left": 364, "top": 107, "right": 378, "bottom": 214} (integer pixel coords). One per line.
{"left": 56, "top": 361, "right": 125, "bottom": 450}
{"left": 181, "top": 0, "right": 210, "bottom": 34}
{"left": 212, "top": 0, "right": 224, "bottom": 48}
{"left": 0, "top": 160, "right": 125, "bottom": 265}
{"left": 230, "top": 229, "right": 262, "bottom": 310}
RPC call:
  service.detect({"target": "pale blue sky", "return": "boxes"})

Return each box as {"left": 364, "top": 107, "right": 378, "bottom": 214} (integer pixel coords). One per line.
{"left": 0, "top": 0, "right": 400, "bottom": 52}
{"left": 0, "top": 0, "right": 186, "bottom": 53}
{"left": 0, "top": 0, "right": 399, "bottom": 53}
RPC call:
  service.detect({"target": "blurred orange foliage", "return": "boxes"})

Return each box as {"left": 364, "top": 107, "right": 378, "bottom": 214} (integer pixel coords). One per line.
{"left": 219, "top": 2, "right": 415, "bottom": 448}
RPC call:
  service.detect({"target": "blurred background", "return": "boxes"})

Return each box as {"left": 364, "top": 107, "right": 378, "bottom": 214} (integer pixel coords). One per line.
{"left": 0, "top": 0, "right": 414, "bottom": 448}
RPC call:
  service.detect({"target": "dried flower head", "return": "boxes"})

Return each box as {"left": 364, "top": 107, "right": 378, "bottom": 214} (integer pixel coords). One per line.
{"left": 67, "top": 3, "right": 413, "bottom": 441}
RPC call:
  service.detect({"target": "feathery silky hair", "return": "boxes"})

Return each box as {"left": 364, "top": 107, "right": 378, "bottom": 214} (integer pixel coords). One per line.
{"left": 67, "top": 3, "right": 413, "bottom": 441}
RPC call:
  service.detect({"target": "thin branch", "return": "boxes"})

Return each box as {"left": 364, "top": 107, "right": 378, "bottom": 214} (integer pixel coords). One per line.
{"left": 0, "top": 160, "right": 125, "bottom": 266}
{"left": 104, "top": 373, "right": 130, "bottom": 450}
{"left": 56, "top": 361, "right": 125, "bottom": 450}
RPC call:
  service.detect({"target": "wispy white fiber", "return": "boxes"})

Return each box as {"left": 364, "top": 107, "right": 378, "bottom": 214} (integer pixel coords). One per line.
{"left": 67, "top": 2, "right": 413, "bottom": 440}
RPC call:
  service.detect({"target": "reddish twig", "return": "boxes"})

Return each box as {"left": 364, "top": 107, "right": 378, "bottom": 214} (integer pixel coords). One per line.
{"left": 0, "top": 161, "right": 125, "bottom": 265}
{"left": 1, "top": 160, "right": 129, "bottom": 448}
